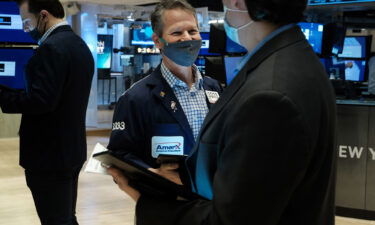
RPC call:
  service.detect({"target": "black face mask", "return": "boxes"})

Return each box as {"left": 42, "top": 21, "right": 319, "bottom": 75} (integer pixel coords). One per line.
{"left": 28, "top": 15, "right": 45, "bottom": 42}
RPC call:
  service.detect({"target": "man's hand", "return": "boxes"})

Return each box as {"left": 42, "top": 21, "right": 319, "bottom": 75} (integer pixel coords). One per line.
{"left": 107, "top": 167, "right": 141, "bottom": 202}
{"left": 149, "top": 163, "right": 182, "bottom": 185}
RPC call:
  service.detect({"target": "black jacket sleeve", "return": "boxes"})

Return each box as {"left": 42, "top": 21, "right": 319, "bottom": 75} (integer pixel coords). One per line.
{"left": 107, "top": 93, "right": 149, "bottom": 166}
{"left": 135, "top": 92, "right": 312, "bottom": 225}
{"left": 0, "top": 44, "right": 67, "bottom": 114}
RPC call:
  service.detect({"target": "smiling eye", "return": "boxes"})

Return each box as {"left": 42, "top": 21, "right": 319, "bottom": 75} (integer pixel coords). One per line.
{"left": 172, "top": 31, "right": 182, "bottom": 36}
{"left": 189, "top": 30, "right": 198, "bottom": 35}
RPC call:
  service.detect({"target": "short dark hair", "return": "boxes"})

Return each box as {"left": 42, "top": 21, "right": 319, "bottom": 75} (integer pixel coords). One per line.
{"left": 244, "top": 0, "right": 307, "bottom": 24}
{"left": 150, "top": 0, "right": 197, "bottom": 37}
{"left": 15, "top": 0, "right": 65, "bottom": 19}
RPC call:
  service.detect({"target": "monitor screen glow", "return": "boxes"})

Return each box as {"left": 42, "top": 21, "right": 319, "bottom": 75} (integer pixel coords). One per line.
{"left": 131, "top": 23, "right": 154, "bottom": 46}
{"left": 338, "top": 36, "right": 367, "bottom": 59}
{"left": 97, "top": 35, "right": 113, "bottom": 69}
{"left": 344, "top": 59, "right": 366, "bottom": 82}
{"left": 298, "top": 22, "right": 324, "bottom": 54}
{"left": 0, "top": 2, "right": 36, "bottom": 44}
{"left": 0, "top": 48, "right": 34, "bottom": 89}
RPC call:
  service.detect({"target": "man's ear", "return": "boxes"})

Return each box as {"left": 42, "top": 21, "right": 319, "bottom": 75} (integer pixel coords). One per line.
{"left": 152, "top": 33, "right": 163, "bottom": 50}
{"left": 39, "top": 10, "right": 49, "bottom": 22}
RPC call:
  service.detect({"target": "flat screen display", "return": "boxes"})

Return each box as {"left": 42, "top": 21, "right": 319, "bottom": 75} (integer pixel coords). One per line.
{"left": 0, "top": 48, "right": 34, "bottom": 89}
{"left": 199, "top": 32, "right": 220, "bottom": 56}
{"left": 309, "top": 0, "right": 375, "bottom": 5}
{"left": 298, "top": 22, "right": 324, "bottom": 54}
{"left": 131, "top": 22, "right": 154, "bottom": 46}
{"left": 97, "top": 34, "right": 113, "bottom": 69}
{"left": 224, "top": 56, "right": 244, "bottom": 85}
{"left": 338, "top": 36, "right": 368, "bottom": 59}
{"left": 344, "top": 59, "right": 366, "bottom": 82}
{"left": 0, "top": 1, "right": 36, "bottom": 44}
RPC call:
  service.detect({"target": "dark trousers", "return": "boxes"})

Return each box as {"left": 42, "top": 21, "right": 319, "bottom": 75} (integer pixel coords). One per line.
{"left": 25, "top": 166, "right": 82, "bottom": 225}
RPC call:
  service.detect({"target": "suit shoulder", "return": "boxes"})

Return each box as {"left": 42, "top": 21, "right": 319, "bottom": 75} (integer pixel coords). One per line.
{"left": 203, "top": 76, "right": 222, "bottom": 90}
{"left": 120, "top": 76, "right": 152, "bottom": 103}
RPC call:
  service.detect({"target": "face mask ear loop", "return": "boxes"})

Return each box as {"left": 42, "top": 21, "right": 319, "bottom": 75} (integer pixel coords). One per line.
{"left": 159, "top": 37, "right": 169, "bottom": 47}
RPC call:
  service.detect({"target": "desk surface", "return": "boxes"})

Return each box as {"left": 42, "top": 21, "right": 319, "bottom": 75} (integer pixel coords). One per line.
{"left": 336, "top": 99, "right": 375, "bottom": 106}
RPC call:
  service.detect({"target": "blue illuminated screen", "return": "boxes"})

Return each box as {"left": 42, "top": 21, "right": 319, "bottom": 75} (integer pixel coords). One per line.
{"left": 298, "top": 22, "right": 324, "bottom": 54}
{"left": 131, "top": 23, "right": 154, "bottom": 46}
{"left": 225, "top": 56, "right": 244, "bottom": 85}
{"left": 309, "top": 0, "right": 375, "bottom": 5}
{"left": 0, "top": 48, "right": 34, "bottom": 89}
{"left": 0, "top": 1, "right": 36, "bottom": 44}
{"left": 338, "top": 36, "right": 367, "bottom": 59}
{"left": 226, "top": 37, "right": 247, "bottom": 54}
{"left": 344, "top": 59, "right": 366, "bottom": 82}
{"left": 97, "top": 35, "right": 113, "bottom": 69}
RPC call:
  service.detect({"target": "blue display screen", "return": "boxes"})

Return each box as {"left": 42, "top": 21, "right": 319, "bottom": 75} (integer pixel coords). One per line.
{"left": 131, "top": 22, "right": 154, "bottom": 46}
{"left": 97, "top": 35, "right": 113, "bottom": 69}
{"left": 224, "top": 56, "right": 244, "bottom": 85}
{"left": 226, "top": 37, "right": 247, "bottom": 54}
{"left": 199, "top": 32, "right": 220, "bottom": 56}
{"left": 344, "top": 59, "right": 366, "bottom": 82}
{"left": 0, "top": 2, "right": 36, "bottom": 44}
{"left": 0, "top": 48, "right": 34, "bottom": 89}
{"left": 338, "top": 36, "right": 367, "bottom": 59}
{"left": 298, "top": 22, "right": 324, "bottom": 54}
{"left": 309, "top": 0, "right": 375, "bottom": 5}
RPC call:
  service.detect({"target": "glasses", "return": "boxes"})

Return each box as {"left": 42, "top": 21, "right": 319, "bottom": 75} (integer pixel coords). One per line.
{"left": 22, "top": 18, "right": 34, "bottom": 32}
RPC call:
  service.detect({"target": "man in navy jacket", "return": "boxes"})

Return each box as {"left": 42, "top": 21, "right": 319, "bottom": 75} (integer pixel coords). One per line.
{"left": 107, "top": 0, "right": 222, "bottom": 169}
{"left": 0, "top": 0, "right": 94, "bottom": 224}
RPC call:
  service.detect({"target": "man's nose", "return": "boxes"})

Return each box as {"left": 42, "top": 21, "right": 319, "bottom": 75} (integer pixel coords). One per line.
{"left": 180, "top": 31, "right": 193, "bottom": 42}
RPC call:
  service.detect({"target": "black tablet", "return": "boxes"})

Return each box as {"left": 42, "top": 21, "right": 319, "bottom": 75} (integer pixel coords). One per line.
{"left": 93, "top": 151, "right": 205, "bottom": 200}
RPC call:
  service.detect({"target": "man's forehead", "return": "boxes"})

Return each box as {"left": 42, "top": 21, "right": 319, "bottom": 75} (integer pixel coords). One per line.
{"left": 162, "top": 9, "right": 197, "bottom": 27}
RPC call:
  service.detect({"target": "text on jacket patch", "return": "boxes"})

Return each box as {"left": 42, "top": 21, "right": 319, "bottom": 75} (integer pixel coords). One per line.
{"left": 112, "top": 122, "right": 125, "bottom": 131}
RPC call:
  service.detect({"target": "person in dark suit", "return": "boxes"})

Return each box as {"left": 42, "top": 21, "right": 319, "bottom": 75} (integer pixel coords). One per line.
{"left": 107, "top": 0, "right": 222, "bottom": 169}
{"left": 108, "top": 0, "right": 337, "bottom": 224}
{"left": 0, "top": 0, "right": 94, "bottom": 224}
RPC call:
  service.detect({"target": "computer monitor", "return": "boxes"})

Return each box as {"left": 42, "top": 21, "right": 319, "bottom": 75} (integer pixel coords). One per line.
{"left": 195, "top": 56, "right": 206, "bottom": 74}
{"left": 131, "top": 22, "right": 154, "bottom": 46}
{"left": 208, "top": 23, "right": 226, "bottom": 54}
{"left": 338, "top": 36, "right": 369, "bottom": 59}
{"left": 199, "top": 32, "right": 220, "bottom": 56}
{"left": 205, "top": 56, "right": 226, "bottom": 85}
{"left": 0, "top": 1, "right": 36, "bottom": 44}
{"left": 226, "top": 37, "right": 247, "bottom": 55}
{"left": 0, "top": 48, "right": 34, "bottom": 89}
{"left": 224, "top": 56, "right": 244, "bottom": 85}
{"left": 97, "top": 34, "right": 113, "bottom": 69}
{"left": 298, "top": 22, "right": 324, "bottom": 55}
{"left": 120, "top": 54, "right": 134, "bottom": 67}
{"left": 344, "top": 59, "right": 366, "bottom": 82}
{"left": 308, "top": 0, "right": 375, "bottom": 5}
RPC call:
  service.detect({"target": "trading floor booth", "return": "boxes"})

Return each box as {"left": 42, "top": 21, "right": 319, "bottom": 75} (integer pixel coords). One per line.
{"left": 306, "top": 0, "right": 375, "bottom": 219}
{"left": 336, "top": 101, "right": 375, "bottom": 219}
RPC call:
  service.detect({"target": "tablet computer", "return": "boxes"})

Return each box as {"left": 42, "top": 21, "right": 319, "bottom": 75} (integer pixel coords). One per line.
{"left": 93, "top": 151, "right": 205, "bottom": 200}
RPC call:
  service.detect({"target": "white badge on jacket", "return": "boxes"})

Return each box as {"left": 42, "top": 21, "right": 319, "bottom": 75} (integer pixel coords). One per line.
{"left": 151, "top": 136, "right": 184, "bottom": 158}
{"left": 205, "top": 90, "right": 220, "bottom": 104}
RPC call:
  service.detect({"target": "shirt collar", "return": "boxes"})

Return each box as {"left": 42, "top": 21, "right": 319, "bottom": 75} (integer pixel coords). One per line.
{"left": 38, "top": 21, "right": 69, "bottom": 45}
{"left": 161, "top": 62, "right": 204, "bottom": 90}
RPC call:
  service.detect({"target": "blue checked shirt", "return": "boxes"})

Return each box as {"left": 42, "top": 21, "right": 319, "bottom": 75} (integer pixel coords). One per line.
{"left": 161, "top": 63, "right": 209, "bottom": 141}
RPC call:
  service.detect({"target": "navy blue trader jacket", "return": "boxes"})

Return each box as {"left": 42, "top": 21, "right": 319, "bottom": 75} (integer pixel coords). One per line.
{"left": 107, "top": 65, "right": 222, "bottom": 168}
{"left": 0, "top": 26, "right": 94, "bottom": 170}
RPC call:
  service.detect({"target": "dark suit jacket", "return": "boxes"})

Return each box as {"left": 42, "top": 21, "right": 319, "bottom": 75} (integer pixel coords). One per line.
{"left": 0, "top": 25, "right": 94, "bottom": 170}
{"left": 136, "top": 26, "right": 337, "bottom": 225}
{"left": 107, "top": 65, "right": 222, "bottom": 168}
